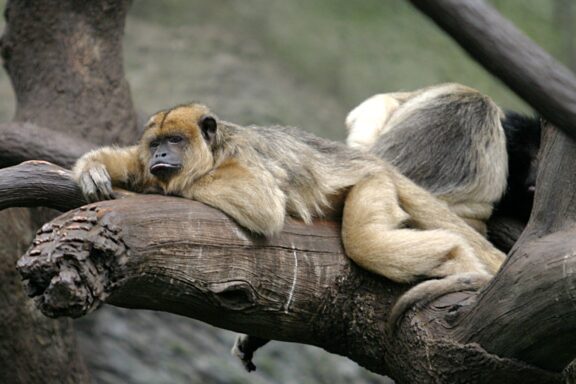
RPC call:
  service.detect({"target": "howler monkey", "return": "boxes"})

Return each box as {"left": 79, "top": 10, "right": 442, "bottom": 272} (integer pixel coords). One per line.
{"left": 74, "top": 103, "right": 506, "bottom": 370}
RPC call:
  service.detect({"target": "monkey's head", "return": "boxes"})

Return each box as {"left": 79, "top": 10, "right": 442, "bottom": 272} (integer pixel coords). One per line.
{"left": 140, "top": 104, "right": 218, "bottom": 186}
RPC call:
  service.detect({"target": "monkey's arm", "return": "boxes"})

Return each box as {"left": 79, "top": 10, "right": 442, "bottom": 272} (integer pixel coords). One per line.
{"left": 188, "top": 160, "right": 287, "bottom": 237}
{"left": 73, "top": 145, "right": 141, "bottom": 201}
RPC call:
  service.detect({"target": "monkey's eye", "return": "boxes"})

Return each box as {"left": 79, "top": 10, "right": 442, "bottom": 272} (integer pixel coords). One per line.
{"left": 168, "top": 135, "right": 184, "bottom": 144}
{"left": 149, "top": 140, "right": 160, "bottom": 149}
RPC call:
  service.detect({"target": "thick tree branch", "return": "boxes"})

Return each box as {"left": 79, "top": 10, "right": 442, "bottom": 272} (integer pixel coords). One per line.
{"left": 17, "top": 195, "right": 399, "bottom": 367}
{"left": 409, "top": 0, "right": 576, "bottom": 140}
{"left": 6, "top": 161, "right": 562, "bottom": 383}
{"left": 0, "top": 123, "right": 96, "bottom": 168}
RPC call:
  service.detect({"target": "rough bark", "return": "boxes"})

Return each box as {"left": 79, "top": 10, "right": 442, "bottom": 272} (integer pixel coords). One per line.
{"left": 1, "top": 161, "right": 560, "bottom": 384}
{"left": 0, "top": 1, "right": 138, "bottom": 383}
{"left": 0, "top": 0, "right": 138, "bottom": 146}
{"left": 14, "top": 200, "right": 559, "bottom": 384}
{"left": 408, "top": 0, "right": 576, "bottom": 141}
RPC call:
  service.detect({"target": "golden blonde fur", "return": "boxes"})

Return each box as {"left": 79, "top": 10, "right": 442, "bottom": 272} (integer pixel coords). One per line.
{"left": 74, "top": 103, "right": 505, "bottom": 326}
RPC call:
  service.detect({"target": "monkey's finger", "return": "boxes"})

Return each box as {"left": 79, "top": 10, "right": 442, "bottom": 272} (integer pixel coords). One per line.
{"left": 78, "top": 172, "right": 101, "bottom": 203}
{"left": 88, "top": 166, "right": 113, "bottom": 201}
{"left": 80, "top": 165, "right": 112, "bottom": 202}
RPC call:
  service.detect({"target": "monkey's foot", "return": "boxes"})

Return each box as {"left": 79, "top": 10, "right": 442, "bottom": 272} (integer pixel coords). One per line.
{"left": 231, "top": 334, "right": 271, "bottom": 372}
{"left": 231, "top": 335, "right": 257, "bottom": 372}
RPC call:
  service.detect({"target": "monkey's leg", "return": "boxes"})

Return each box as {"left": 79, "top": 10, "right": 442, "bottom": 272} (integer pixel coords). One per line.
{"left": 342, "top": 176, "right": 489, "bottom": 283}
{"left": 395, "top": 176, "right": 505, "bottom": 274}
{"left": 342, "top": 176, "right": 493, "bottom": 327}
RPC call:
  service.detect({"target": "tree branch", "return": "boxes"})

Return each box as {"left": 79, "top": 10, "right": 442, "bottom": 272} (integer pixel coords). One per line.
{"left": 408, "top": 0, "right": 576, "bottom": 140}
{"left": 0, "top": 161, "right": 133, "bottom": 211}
{"left": 0, "top": 123, "right": 96, "bottom": 169}
{"left": 450, "top": 122, "right": 576, "bottom": 372}
{"left": 6, "top": 161, "right": 562, "bottom": 383}
{"left": 404, "top": 0, "right": 576, "bottom": 375}
{"left": 16, "top": 193, "right": 401, "bottom": 369}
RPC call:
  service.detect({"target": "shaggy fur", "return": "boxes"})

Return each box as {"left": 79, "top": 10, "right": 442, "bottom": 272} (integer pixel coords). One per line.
{"left": 74, "top": 103, "right": 506, "bottom": 327}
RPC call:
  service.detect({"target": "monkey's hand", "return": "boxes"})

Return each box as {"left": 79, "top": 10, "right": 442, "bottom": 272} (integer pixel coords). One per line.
{"left": 75, "top": 162, "right": 114, "bottom": 202}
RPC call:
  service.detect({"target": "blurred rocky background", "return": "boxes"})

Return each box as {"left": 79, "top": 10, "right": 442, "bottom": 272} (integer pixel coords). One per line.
{"left": 0, "top": 1, "right": 573, "bottom": 383}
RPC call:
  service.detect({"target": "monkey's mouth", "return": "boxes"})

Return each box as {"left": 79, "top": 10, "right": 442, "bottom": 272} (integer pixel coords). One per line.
{"left": 150, "top": 163, "right": 182, "bottom": 179}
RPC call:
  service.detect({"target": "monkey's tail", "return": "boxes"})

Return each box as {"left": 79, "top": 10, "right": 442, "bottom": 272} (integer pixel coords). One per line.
{"left": 388, "top": 272, "right": 492, "bottom": 332}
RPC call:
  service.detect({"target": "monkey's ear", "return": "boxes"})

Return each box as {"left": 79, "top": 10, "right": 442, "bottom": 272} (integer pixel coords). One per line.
{"left": 199, "top": 115, "right": 217, "bottom": 143}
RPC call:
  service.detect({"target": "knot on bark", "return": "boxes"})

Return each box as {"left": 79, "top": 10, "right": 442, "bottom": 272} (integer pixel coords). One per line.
{"left": 207, "top": 281, "right": 257, "bottom": 311}
{"left": 17, "top": 205, "right": 128, "bottom": 318}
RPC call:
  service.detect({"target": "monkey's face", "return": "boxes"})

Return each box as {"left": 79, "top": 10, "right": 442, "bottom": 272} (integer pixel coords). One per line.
{"left": 141, "top": 104, "right": 218, "bottom": 185}
{"left": 148, "top": 134, "right": 186, "bottom": 181}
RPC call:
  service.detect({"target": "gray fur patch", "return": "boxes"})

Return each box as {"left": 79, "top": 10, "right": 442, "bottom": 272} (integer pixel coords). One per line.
{"left": 372, "top": 92, "right": 500, "bottom": 198}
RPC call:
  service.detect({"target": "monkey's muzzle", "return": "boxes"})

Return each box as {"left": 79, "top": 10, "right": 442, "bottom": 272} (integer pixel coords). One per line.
{"left": 150, "top": 163, "right": 182, "bottom": 180}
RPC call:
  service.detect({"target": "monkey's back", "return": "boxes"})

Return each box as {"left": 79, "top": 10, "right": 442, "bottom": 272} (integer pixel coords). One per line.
{"left": 223, "top": 123, "right": 385, "bottom": 222}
